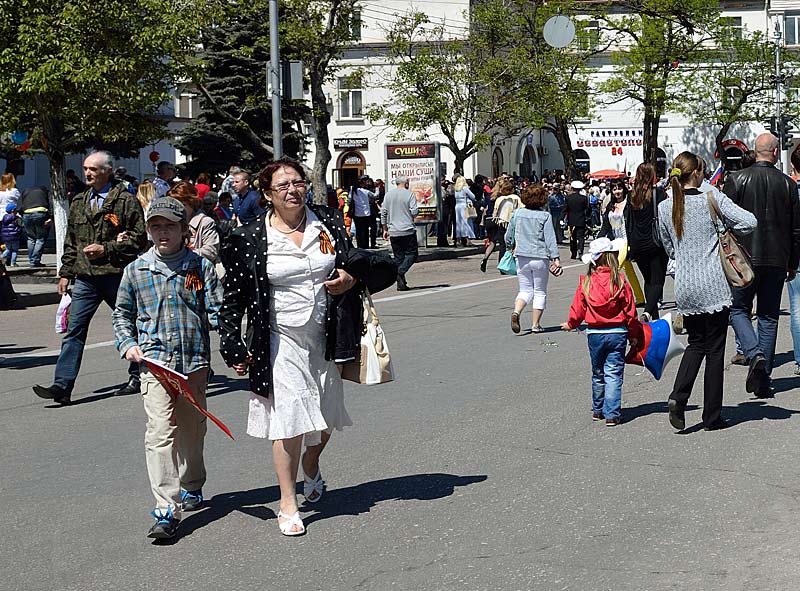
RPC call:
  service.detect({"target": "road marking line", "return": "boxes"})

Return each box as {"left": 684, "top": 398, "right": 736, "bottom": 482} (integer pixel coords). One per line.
{"left": 23, "top": 262, "right": 586, "bottom": 356}
{"left": 28, "top": 339, "right": 116, "bottom": 358}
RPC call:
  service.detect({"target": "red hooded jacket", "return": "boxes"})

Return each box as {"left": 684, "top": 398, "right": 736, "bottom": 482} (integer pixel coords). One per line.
{"left": 566, "top": 267, "right": 643, "bottom": 341}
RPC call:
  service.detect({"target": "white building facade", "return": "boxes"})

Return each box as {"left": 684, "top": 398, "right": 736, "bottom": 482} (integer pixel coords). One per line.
{"left": 317, "top": 0, "right": 800, "bottom": 185}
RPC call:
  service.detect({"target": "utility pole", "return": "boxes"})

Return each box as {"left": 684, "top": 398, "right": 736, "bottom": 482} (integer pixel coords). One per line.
{"left": 269, "top": 0, "right": 282, "bottom": 159}
{"left": 774, "top": 19, "right": 784, "bottom": 172}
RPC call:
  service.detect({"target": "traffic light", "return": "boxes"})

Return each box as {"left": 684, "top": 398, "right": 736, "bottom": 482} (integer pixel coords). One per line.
{"left": 765, "top": 115, "right": 779, "bottom": 137}
{"left": 780, "top": 114, "right": 796, "bottom": 151}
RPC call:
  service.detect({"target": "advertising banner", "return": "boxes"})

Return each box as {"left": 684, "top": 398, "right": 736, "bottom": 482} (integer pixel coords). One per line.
{"left": 385, "top": 142, "right": 441, "bottom": 222}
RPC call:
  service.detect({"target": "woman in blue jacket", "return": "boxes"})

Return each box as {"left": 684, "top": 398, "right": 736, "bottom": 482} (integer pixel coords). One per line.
{"left": 506, "top": 185, "right": 562, "bottom": 333}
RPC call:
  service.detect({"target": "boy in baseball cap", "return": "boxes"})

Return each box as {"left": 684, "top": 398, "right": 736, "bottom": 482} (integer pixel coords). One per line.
{"left": 112, "top": 196, "right": 223, "bottom": 539}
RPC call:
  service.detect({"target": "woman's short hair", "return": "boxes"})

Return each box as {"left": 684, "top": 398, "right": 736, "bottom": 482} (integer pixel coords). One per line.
{"left": 0, "top": 173, "right": 16, "bottom": 191}
{"left": 167, "top": 180, "right": 201, "bottom": 211}
{"left": 258, "top": 156, "right": 306, "bottom": 192}
{"left": 521, "top": 185, "right": 547, "bottom": 209}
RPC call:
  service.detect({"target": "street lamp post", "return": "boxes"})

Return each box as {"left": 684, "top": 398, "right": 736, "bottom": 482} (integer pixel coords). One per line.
{"left": 774, "top": 19, "right": 784, "bottom": 172}
{"left": 269, "top": 0, "right": 282, "bottom": 159}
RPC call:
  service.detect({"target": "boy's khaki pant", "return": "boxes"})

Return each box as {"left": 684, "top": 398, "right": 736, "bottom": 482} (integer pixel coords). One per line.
{"left": 141, "top": 367, "right": 208, "bottom": 521}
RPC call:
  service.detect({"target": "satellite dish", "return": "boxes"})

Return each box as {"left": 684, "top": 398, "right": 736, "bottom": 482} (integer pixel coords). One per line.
{"left": 543, "top": 15, "right": 576, "bottom": 49}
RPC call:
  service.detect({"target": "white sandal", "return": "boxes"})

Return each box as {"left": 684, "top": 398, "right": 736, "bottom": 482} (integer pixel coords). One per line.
{"left": 277, "top": 511, "right": 305, "bottom": 536}
{"left": 303, "top": 469, "right": 325, "bottom": 503}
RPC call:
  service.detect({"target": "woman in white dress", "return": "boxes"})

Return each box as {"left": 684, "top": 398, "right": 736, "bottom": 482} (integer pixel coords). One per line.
{"left": 218, "top": 157, "right": 362, "bottom": 537}
{"left": 453, "top": 175, "right": 476, "bottom": 246}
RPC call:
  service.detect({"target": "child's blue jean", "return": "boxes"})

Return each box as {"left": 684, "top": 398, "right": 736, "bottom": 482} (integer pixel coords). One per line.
{"left": 2, "top": 239, "right": 19, "bottom": 265}
{"left": 587, "top": 332, "right": 627, "bottom": 419}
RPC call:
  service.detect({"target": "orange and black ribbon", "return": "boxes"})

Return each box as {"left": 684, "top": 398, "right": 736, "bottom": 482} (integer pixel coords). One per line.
{"left": 104, "top": 213, "right": 120, "bottom": 226}
{"left": 319, "top": 231, "right": 335, "bottom": 255}
{"left": 184, "top": 269, "right": 204, "bottom": 291}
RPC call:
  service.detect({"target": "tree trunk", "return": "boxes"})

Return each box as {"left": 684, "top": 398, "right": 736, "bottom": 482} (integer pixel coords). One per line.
{"left": 309, "top": 69, "right": 332, "bottom": 205}
{"left": 642, "top": 102, "right": 659, "bottom": 165}
{"left": 715, "top": 124, "right": 731, "bottom": 169}
{"left": 42, "top": 117, "right": 68, "bottom": 274}
{"left": 548, "top": 118, "right": 579, "bottom": 180}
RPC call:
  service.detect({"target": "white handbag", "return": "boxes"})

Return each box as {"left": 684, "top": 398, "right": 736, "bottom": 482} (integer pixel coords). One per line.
{"left": 341, "top": 290, "right": 395, "bottom": 385}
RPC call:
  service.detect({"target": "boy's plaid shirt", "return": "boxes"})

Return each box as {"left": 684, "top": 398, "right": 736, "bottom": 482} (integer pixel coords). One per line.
{"left": 112, "top": 247, "right": 223, "bottom": 374}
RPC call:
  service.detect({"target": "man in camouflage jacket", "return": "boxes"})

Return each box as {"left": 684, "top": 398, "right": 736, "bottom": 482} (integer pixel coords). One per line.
{"left": 33, "top": 151, "right": 147, "bottom": 405}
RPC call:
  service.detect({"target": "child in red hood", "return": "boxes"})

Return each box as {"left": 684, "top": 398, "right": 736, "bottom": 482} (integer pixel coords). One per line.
{"left": 561, "top": 237, "right": 643, "bottom": 426}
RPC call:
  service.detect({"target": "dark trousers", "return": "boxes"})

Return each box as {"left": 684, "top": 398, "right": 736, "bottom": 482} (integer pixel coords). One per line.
{"left": 669, "top": 308, "right": 729, "bottom": 428}
{"left": 730, "top": 266, "right": 786, "bottom": 374}
{"left": 569, "top": 225, "right": 586, "bottom": 258}
{"left": 635, "top": 248, "right": 669, "bottom": 318}
{"left": 354, "top": 216, "right": 371, "bottom": 249}
{"left": 550, "top": 208, "right": 564, "bottom": 243}
{"left": 390, "top": 233, "right": 418, "bottom": 278}
{"left": 54, "top": 275, "right": 139, "bottom": 394}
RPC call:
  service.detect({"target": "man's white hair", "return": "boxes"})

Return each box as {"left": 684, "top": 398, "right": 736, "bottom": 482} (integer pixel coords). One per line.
{"left": 89, "top": 150, "right": 114, "bottom": 171}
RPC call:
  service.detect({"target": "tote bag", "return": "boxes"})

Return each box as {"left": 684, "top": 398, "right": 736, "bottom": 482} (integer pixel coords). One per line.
{"left": 341, "top": 290, "right": 395, "bottom": 385}
{"left": 706, "top": 192, "right": 754, "bottom": 288}
{"left": 497, "top": 250, "right": 517, "bottom": 275}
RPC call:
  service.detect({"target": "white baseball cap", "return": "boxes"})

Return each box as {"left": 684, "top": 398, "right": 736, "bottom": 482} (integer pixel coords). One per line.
{"left": 581, "top": 237, "right": 627, "bottom": 265}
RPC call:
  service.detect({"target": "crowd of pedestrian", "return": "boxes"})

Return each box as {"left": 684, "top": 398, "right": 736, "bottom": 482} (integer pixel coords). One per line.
{"left": 7, "top": 132, "right": 800, "bottom": 540}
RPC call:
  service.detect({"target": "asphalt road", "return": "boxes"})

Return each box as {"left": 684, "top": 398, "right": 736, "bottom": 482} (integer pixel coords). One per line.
{"left": 3, "top": 251, "right": 800, "bottom": 591}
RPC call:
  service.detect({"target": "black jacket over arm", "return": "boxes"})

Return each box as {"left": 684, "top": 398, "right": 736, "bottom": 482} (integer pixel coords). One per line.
{"left": 722, "top": 162, "right": 800, "bottom": 270}
{"left": 217, "top": 204, "right": 396, "bottom": 397}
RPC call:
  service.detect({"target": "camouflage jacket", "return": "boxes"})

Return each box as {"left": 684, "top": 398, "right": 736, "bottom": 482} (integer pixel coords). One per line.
{"left": 59, "top": 181, "right": 146, "bottom": 279}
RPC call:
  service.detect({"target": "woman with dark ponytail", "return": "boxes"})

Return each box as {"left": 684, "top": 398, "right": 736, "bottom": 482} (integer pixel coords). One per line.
{"left": 657, "top": 151, "right": 756, "bottom": 432}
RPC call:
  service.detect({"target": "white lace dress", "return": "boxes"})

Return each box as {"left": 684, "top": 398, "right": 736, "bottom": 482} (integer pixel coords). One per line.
{"left": 246, "top": 209, "right": 352, "bottom": 444}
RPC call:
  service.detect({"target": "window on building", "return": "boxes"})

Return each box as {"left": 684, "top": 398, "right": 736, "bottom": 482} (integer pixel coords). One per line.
{"left": 350, "top": 9, "right": 362, "bottom": 41}
{"left": 723, "top": 85, "right": 743, "bottom": 109}
{"left": 176, "top": 93, "right": 199, "bottom": 119}
{"left": 786, "top": 13, "right": 800, "bottom": 46}
{"left": 575, "top": 20, "right": 600, "bottom": 52}
{"left": 338, "top": 74, "right": 363, "bottom": 120}
{"left": 719, "top": 16, "right": 743, "bottom": 39}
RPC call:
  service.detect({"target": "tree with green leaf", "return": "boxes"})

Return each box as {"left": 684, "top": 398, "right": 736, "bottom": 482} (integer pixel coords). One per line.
{"left": 177, "top": 10, "right": 308, "bottom": 175}
{"left": 677, "top": 27, "right": 800, "bottom": 167}
{"left": 367, "top": 6, "right": 536, "bottom": 175}
{"left": 0, "top": 0, "right": 206, "bottom": 267}
{"left": 279, "top": 0, "right": 361, "bottom": 201}
{"left": 599, "top": 0, "right": 720, "bottom": 165}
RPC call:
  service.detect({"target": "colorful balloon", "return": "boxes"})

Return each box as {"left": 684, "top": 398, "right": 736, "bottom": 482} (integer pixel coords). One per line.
{"left": 11, "top": 130, "right": 28, "bottom": 145}
{"left": 625, "top": 313, "right": 685, "bottom": 380}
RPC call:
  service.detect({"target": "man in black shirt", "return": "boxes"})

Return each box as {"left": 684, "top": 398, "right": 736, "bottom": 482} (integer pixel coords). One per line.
{"left": 563, "top": 180, "right": 590, "bottom": 259}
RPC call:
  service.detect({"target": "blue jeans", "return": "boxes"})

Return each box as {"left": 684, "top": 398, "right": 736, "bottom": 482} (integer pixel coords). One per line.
{"left": 54, "top": 275, "right": 138, "bottom": 394}
{"left": 788, "top": 275, "right": 800, "bottom": 365}
{"left": 587, "top": 332, "right": 627, "bottom": 419}
{"left": 730, "top": 266, "right": 786, "bottom": 375}
{"left": 23, "top": 212, "right": 49, "bottom": 265}
{"left": 2, "top": 238, "right": 19, "bottom": 265}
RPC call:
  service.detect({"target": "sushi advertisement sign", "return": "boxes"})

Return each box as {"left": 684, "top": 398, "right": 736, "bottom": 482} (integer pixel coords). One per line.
{"left": 385, "top": 142, "right": 441, "bottom": 222}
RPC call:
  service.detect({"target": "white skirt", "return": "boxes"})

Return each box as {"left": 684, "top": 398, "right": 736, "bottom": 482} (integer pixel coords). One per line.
{"left": 246, "top": 319, "right": 352, "bottom": 446}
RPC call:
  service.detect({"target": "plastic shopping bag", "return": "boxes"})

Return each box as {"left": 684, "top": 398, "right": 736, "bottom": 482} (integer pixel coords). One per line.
{"left": 55, "top": 294, "right": 71, "bottom": 334}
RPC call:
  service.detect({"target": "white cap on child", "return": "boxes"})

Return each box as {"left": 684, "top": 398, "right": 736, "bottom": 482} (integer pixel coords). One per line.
{"left": 582, "top": 237, "right": 627, "bottom": 265}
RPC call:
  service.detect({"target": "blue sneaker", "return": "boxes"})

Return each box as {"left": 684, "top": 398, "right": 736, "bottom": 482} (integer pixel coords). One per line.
{"left": 180, "top": 489, "right": 203, "bottom": 511}
{"left": 147, "top": 508, "right": 179, "bottom": 539}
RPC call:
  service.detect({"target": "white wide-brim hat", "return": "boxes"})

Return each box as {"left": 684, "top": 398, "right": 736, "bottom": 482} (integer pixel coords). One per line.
{"left": 570, "top": 180, "right": 585, "bottom": 190}
{"left": 581, "top": 237, "right": 628, "bottom": 265}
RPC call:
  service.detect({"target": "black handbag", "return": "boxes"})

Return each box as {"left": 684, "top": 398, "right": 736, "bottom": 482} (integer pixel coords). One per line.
{"left": 650, "top": 188, "right": 662, "bottom": 247}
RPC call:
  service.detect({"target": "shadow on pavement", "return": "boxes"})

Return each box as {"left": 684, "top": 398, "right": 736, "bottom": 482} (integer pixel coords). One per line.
{"left": 0, "top": 354, "right": 59, "bottom": 370}
{"left": 623, "top": 401, "right": 699, "bottom": 423}
{"left": 166, "top": 473, "right": 487, "bottom": 544}
{"left": 727, "top": 400, "right": 800, "bottom": 425}
{"left": 771, "top": 352, "right": 795, "bottom": 371}
{"left": 0, "top": 343, "right": 45, "bottom": 355}
{"left": 207, "top": 373, "right": 247, "bottom": 398}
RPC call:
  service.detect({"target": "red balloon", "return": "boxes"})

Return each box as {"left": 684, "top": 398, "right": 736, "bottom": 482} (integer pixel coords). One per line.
{"left": 149, "top": 151, "right": 160, "bottom": 163}
{"left": 16, "top": 140, "right": 31, "bottom": 152}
